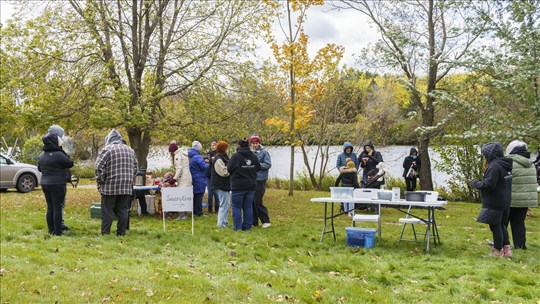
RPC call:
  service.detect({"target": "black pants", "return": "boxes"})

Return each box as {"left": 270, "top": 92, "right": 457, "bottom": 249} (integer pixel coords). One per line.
{"left": 133, "top": 189, "right": 148, "bottom": 213}
{"left": 253, "top": 180, "right": 270, "bottom": 226}
{"left": 505, "top": 207, "right": 528, "bottom": 249}
{"left": 405, "top": 177, "right": 417, "bottom": 191}
{"left": 193, "top": 192, "right": 204, "bottom": 216}
{"left": 489, "top": 208, "right": 510, "bottom": 250}
{"left": 101, "top": 194, "right": 130, "bottom": 236}
{"left": 42, "top": 184, "right": 66, "bottom": 235}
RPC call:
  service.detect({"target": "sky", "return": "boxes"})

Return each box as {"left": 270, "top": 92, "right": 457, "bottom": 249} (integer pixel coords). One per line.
{"left": 0, "top": 1, "right": 379, "bottom": 69}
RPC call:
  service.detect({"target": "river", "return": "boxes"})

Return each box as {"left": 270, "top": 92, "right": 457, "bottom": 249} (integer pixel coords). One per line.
{"left": 146, "top": 145, "right": 451, "bottom": 187}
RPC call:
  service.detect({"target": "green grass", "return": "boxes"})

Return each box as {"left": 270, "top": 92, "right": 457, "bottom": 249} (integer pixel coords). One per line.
{"left": 1, "top": 184, "right": 539, "bottom": 303}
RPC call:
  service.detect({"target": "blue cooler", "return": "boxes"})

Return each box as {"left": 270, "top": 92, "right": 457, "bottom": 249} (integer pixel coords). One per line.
{"left": 346, "top": 227, "right": 376, "bottom": 248}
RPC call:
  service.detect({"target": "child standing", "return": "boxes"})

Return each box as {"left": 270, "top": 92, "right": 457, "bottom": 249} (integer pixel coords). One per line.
{"left": 335, "top": 158, "right": 360, "bottom": 215}
{"left": 471, "top": 142, "right": 513, "bottom": 257}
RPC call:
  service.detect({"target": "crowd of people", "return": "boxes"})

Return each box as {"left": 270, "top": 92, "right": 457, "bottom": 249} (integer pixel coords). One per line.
{"left": 37, "top": 126, "right": 539, "bottom": 253}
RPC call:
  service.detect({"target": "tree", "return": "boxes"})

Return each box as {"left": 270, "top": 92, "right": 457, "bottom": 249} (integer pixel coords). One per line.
{"left": 263, "top": 0, "right": 343, "bottom": 194}
{"left": 2, "top": 0, "right": 266, "bottom": 167}
{"left": 333, "top": 0, "right": 491, "bottom": 190}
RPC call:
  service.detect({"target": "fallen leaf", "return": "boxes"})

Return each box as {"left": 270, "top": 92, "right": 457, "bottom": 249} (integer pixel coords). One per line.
{"left": 270, "top": 270, "right": 277, "bottom": 274}
{"left": 117, "top": 294, "right": 123, "bottom": 301}
{"left": 146, "top": 289, "right": 154, "bottom": 297}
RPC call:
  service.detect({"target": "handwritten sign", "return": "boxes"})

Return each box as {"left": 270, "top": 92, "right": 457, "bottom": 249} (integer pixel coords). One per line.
{"left": 161, "top": 187, "right": 193, "bottom": 212}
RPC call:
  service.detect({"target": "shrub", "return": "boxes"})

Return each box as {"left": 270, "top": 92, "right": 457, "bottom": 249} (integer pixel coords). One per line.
{"left": 22, "top": 135, "right": 43, "bottom": 165}
{"left": 71, "top": 164, "right": 96, "bottom": 179}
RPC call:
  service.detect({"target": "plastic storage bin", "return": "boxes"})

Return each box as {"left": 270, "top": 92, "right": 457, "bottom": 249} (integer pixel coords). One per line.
{"left": 423, "top": 191, "right": 439, "bottom": 202}
{"left": 377, "top": 190, "right": 393, "bottom": 201}
{"left": 405, "top": 191, "right": 426, "bottom": 202}
{"left": 330, "top": 187, "right": 354, "bottom": 199}
{"left": 345, "top": 227, "right": 376, "bottom": 248}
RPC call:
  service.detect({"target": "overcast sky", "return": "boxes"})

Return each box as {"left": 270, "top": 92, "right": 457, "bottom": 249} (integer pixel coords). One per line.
{"left": 0, "top": 1, "right": 379, "bottom": 69}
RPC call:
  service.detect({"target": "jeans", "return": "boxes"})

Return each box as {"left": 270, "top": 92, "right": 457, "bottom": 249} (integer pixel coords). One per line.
{"left": 101, "top": 194, "right": 130, "bottom": 236}
{"left": 489, "top": 208, "right": 510, "bottom": 250}
{"left": 253, "top": 181, "right": 270, "bottom": 226}
{"left": 42, "top": 184, "right": 67, "bottom": 235}
{"left": 215, "top": 189, "right": 230, "bottom": 227}
{"left": 231, "top": 190, "right": 255, "bottom": 231}
{"left": 505, "top": 207, "right": 528, "bottom": 249}
{"left": 206, "top": 177, "right": 219, "bottom": 213}
{"left": 193, "top": 192, "right": 204, "bottom": 216}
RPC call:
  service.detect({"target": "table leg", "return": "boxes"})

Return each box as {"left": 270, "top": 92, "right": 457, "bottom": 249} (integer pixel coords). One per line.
{"left": 330, "top": 202, "right": 336, "bottom": 241}
{"left": 320, "top": 202, "right": 328, "bottom": 242}
{"left": 425, "top": 207, "right": 432, "bottom": 252}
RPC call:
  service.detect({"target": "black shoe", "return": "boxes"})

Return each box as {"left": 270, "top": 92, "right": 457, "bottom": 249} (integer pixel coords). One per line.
{"left": 141, "top": 211, "right": 150, "bottom": 215}
{"left": 61, "top": 225, "right": 69, "bottom": 231}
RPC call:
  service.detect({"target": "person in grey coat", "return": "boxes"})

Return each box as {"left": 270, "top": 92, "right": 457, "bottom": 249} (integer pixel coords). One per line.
{"left": 95, "top": 129, "right": 138, "bottom": 236}
{"left": 250, "top": 135, "right": 272, "bottom": 228}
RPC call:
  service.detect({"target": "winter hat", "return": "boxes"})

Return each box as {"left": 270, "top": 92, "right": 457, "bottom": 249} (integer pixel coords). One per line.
{"left": 346, "top": 158, "right": 355, "bottom": 169}
{"left": 481, "top": 142, "right": 504, "bottom": 162}
{"left": 238, "top": 138, "right": 249, "bottom": 148}
{"left": 216, "top": 141, "right": 229, "bottom": 153}
{"left": 48, "top": 125, "right": 64, "bottom": 137}
{"left": 249, "top": 135, "right": 261, "bottom": 143}
{"left": 192, "top": 141, "right": 203, "bottom": 152}
{"left": 505, "top": 140, "right": 527, "bottom": 156}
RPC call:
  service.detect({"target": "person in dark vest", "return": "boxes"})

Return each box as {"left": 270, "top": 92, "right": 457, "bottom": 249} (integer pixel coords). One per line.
{"left": 211, "top": 141, "right": 231, "bottom": 227}
{"left": 250, "top": 135, "right": 272, "bottom": 228}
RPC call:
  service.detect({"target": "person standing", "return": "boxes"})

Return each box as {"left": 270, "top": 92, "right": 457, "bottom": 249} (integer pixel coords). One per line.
{"left": 504, "top": 140, "right": 538, "bottom": 250}
{"left": 402, "top": 147, "right": 421, "bottom": 191}
{"left": 336, "top": 142, "right": 358, "bottom": 170}
{"left": 168, "top": 141, "right": 179, "bottom": 166}
{"left": 335, "top": 158, "right": 360, "bottom": 215}
{"left": 205, "top": 141, "right": 219, "bottom": 214}
{"left": 250, "top": 135, "right": 272, "bottom": 228}
{"left": 173, "top": 148, "right": 192, "bottom": 220}
{"left": 471, "top": 142, "right": 513, "bottom": 257}
{"left": 211, "top": 141, "right": 231, "bottom": 227}
{"left": 38, "top": 125, "right": 74, "bottom": 236}
{"left": 95, "top": 129, "right": 138, "bottom": 236}
{"left": 359, "top": 140, "right": 384, "bottom": 184}
{"left": 227, "top": 138, "right": 261, "bottom": 231}
{"left": 188, "top": 141, "right": 208, "bottom": 217}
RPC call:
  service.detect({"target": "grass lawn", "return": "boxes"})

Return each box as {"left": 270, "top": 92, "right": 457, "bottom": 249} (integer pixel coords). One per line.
{"left": 1, "top": 184, "right": 539, "bottom": 303}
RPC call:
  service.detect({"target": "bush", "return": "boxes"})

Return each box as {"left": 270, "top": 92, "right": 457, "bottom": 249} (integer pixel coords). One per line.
{"left": 71, "top": 164, "right": 96, "bottom": 179}
{"left": 22, "top": 135, "right": 43, "bottom": 165}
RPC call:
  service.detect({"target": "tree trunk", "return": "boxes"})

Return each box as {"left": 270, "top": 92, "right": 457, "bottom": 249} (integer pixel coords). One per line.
{"left": 418, "top": 137, "right": 433, "bottom": 191}
{"left": 126, "top": 127, "right": 151, "bottom": 169}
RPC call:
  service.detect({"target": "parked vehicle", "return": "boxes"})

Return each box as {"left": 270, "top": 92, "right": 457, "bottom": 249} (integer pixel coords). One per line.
{"left": 0, "top": 153, "right": 41, "bottom": 192}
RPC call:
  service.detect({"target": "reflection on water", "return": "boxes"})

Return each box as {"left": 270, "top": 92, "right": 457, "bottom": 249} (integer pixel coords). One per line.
{"left": 147, "top": 145, "right": 451, "bottom": 186}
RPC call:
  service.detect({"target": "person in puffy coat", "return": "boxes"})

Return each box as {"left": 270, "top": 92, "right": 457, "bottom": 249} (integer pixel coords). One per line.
{"left": 359, "top": 140, "right": 383, "bottom": 184}
{"left": 471, "top": 142, "right": 513, "bottom": 257}
{"left": 38, "top": 126, "right": 74, "bottom": 236}
{"left": 402, "top": 147, "right": 421, "bottom": 191}
{"left": 504, "top": 140, "right": 538, "bottom": 250}
{"left": 188, "top": 141, "right": 208, "bottom": 217}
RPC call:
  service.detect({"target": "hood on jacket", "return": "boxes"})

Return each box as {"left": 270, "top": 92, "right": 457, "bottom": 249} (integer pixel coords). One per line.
{"left": 508, "top": 153, "right": 533, "bottom": 169}
{"left": 175, "top": 148, "right": 188, "bottom": 156}
{"left": 342, "top": 142, "right": 354, "bottom": 152}
{"left": 104, "top": 129, "right": 123, "bottom": 145}
{"left": 482, "top": 142, "right": 504, "bottom": 162}
{"left": 491, "top": 156, "right": 513, "bottom": 172}
{"left": 506, "top": 140, "right": 527, "bottom": 156}
{"left": 187, "top": 147, "right": 201, "bottom": 158}
{"left": 362, "top": 140, "right": 374, "bottom": 151}
{"left": 236, "top": 146, "right": 253, "bottom": 157}
{"left": 409, "top": 147, "right": 418, "bottom": 155}
{"left": 508, "top": 144, "right": 531, "bottom": 159}
{"left": 42, "top": 132, "right": 62, "bottom": 151}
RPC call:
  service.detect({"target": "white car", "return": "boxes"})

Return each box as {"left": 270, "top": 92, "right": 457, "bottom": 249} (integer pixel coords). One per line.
{"left": 0, "top": 153, "right": 41, "bottom": 193}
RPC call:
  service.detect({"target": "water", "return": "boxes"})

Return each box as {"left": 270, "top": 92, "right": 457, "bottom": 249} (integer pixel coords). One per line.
{"left": 147, "top": 145, "right": 451, "bottom": 186}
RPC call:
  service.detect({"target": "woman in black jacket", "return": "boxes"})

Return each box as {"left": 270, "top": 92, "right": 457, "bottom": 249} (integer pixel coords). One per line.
{"left": 38, "top": 129, "right": 74, "bottom": 236}
{"left": 471, "top": 142, "right": 513, "bottom": 257}
{"left": 402, "top": 147, "right": 421, "bottom": 191}
{"left": 359, "top": 140, "right": 383, "bottom": 184}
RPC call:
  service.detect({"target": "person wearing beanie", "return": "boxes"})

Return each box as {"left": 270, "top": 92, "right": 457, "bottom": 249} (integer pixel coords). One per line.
{"left": 211, "top": 141, "right": 231, "bottom": 227}
{"left": 335, "top": 157, "right": 360, "bottom": 216}
{"left": 336, "top": 142, "right": 358, "bottom": 172}
{"left": 227, "top": 138, "right": 261, "bottom": 231}
{"left": 250, "top": 135, "right": 272, "bottom": 228}
{"left": 402, "top": 147, "right": 421, "bottom": 191}
{"left": 205, "top": 140, "right": 219, "bottom": 214}
{"left": 37, "top": 127, "right": 74, "bottom": 236}
{"left": 169, "top": 140, "right": 179, "bottom": 166}
{"left": 359, "top": 140, "right": 383, "bottom": 184}
{"left": 188, "top": 140, "right": 208, "bottom": 217}
{"left": 504, "top": 140, "right": 538, "bottom": 250}
{"left": 471, "top": 142, "right": 513, "bottom": 257}
{"left": 48, "top": 124, "right": 65, "bottom": 138}
{"left": 46, "top": 124, "right": 70, "bottom": 231}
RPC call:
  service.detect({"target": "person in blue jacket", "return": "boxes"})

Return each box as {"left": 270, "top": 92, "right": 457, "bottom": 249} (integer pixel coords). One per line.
{"left": 336, "top": 142, "right": 358, "bottom": 171}
{"left": 188, "top": 141, "right": 208, "bottom": 217}
{"left": 38, "top": 126, "right": 74, "bottom": 236}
